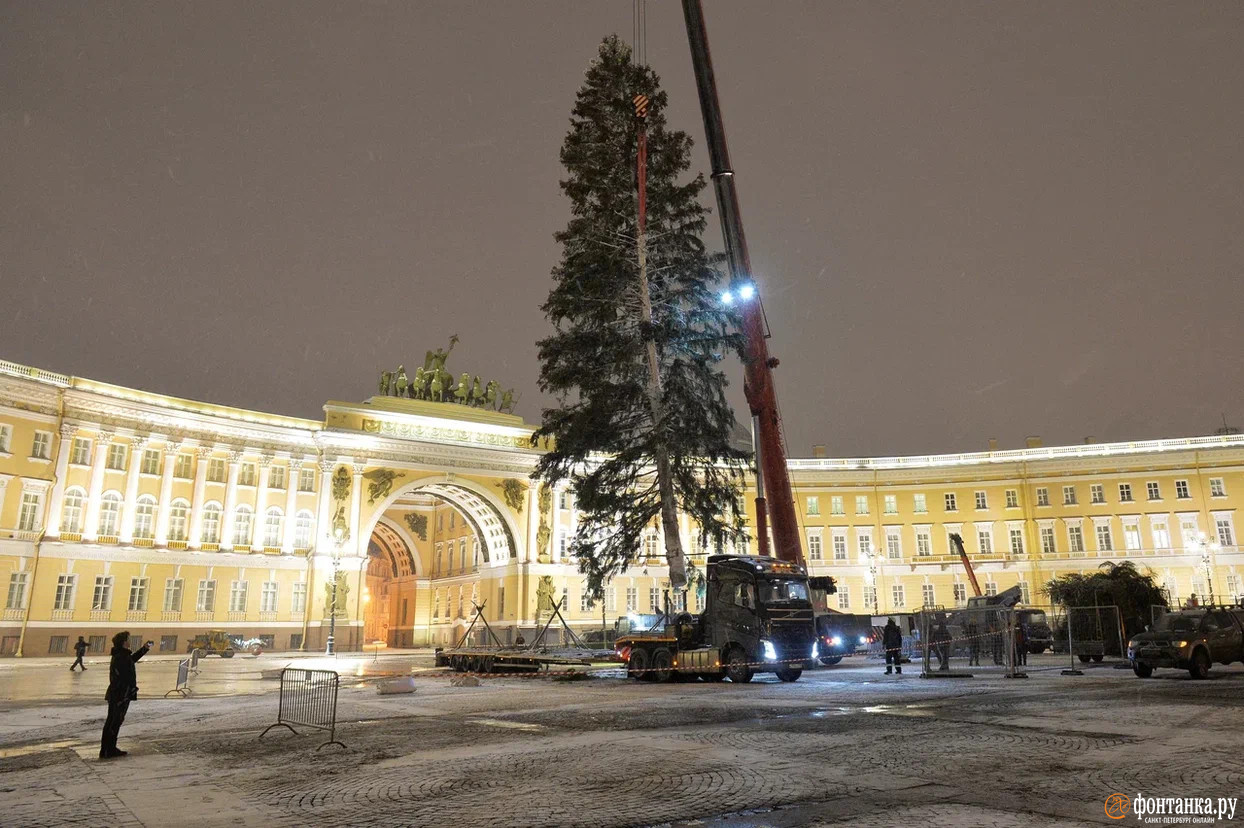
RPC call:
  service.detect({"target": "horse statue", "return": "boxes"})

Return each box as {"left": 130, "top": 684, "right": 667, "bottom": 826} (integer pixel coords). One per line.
{"left": 484, "top": 380, "right": 499, "bottom": 410}
{"left": 454, "top": 372, "right": 472, "bottom": 405}
{"left": 470, "top": 376, "right": 484, "bottom": 407}
{"left": 394, "top": 365, "right": 408, "bottom": 398}
{"left": 411, "top": 366, "right": 425, "bottom": 399}
{"left": 429, "top": 370, "right": 445, "bottom": 402}
{"left": 379, "top": 371, "right": 391, "bottom": 396}
{"left": 499, "top": 389, "right": 518, "bottom": 415}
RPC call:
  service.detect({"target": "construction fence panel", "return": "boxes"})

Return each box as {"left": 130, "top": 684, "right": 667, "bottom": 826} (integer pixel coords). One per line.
{"left": 258, "top": 668, "right": 346, "bottom": 751}
{"left": 918, "top": 607, "right": 1018, "bottom": 678}
{"left": 1052, "top": 604, "right": 1128, "bottom": 671}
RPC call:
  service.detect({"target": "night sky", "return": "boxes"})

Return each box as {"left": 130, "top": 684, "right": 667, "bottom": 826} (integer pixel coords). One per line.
{"left": 3, "top": 1, "right": 1242, "bottom": 457}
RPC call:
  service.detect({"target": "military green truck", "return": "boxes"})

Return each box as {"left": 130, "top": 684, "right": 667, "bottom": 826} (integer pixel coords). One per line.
{"left": 615, "top": 555, "right": 825, "bottom": 683}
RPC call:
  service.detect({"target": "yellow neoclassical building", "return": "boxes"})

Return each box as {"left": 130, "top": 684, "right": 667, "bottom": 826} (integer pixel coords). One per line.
{"left": 1, "top": 356, "right": 1241, "bottom": 657}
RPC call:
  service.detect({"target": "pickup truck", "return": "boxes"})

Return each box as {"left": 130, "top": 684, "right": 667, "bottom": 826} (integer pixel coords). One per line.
{"left": 1128, "top": 606, "right": 1244, "bottom": 679}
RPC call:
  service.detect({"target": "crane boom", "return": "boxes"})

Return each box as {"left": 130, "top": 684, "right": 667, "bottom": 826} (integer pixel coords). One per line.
{"left": 948, "top": 533, "right": 983, "bottom": 598}
{"left": 681, "top": 0, "right": 803, "bottom": 566}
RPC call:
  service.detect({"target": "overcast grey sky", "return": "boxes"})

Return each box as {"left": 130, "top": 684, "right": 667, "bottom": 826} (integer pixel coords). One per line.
{"left": 3, "top": 1, "right": 1242, "bottom": 457}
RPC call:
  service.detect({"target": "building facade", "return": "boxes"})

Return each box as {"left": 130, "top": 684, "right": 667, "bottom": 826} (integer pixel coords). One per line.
{"left": 2, "top": 357, "right": 1241, "bottom": 656}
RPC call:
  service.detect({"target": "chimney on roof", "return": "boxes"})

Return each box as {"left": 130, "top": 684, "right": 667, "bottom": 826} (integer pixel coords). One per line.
{"left": 1025, "top": 436, "right": 1043, "bottom": 449}
{"left": 812, "top": 444, "right": 827, "bottom": 458}
{"left": 988, "top": 438, "right": 998, "bottom": 452}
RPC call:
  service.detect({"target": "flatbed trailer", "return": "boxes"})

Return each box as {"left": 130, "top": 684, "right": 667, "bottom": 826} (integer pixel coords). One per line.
{"left": 435, "top": 646, "right": 616, "bottom": 674}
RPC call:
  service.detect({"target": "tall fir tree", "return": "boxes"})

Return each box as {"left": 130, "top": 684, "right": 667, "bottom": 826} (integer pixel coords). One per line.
{"left": 533, "top": 35, "right": 749, "bottom": 598}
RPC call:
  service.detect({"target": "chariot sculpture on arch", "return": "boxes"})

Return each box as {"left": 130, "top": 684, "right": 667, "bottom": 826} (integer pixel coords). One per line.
{"left": 375, "top": 334, "right": 520, "bottom": 414}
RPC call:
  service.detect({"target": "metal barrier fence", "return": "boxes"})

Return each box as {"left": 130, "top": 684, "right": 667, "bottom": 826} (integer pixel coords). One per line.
{"left": 188, "top": 648, "right": 203, "bottom": 675}
{"left": 1053, "top": 604, "right": 1126, "bottom": 675}
{"left": 164, "top": 658, "right": 192, "bottom": 698}
{"left": 259, "top": 668, "right": 346, "bottom": 751}
{"left": 918, "top": 607, "right": 1021, "bottom": 678}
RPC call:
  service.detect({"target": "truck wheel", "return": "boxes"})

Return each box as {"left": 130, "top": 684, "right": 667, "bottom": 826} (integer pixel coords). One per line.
{"left": 1077, "top": 654, "right": 1090, "bottom": 664}
{"left": 1091, "top": 654, "right": 1104, "bottom": 663}
{"left": 1028, "top": 645, "right": 1045, "bottom": 655}
{"left": 1133, "top": 662, "right": 1153, "bottom": 678}
{"left": 775, "top": 666, "right": 802, "bottom": 682}
{"left": 724, "top": 648, "right": 753, "bottom": 684}
{"left": 627, "top": 647, "right": 650, "bottom": 681}
{"left": 651, "top": 648, "right": 675, "bottom": 683}
{"left": 222, "top": 649, "right": 235, "bottom": 659}
{"left": 819, "top": 656, "right": 843, "bottom": 666}
{"left": 1189, "top": 649, "right": 1211, "bottom": 680}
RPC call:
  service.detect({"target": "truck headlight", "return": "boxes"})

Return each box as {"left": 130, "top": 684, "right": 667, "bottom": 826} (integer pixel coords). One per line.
{"left": 1174, "top": 640, "right": 1188, "bottom": 649}
{"left": 830, "top": 635, "right": 842, "bottom": 647}
{"left": 858, "top": 635, "right": 868, "bottom": 645}
{"left": 762, "top": 640, "right": 777, "bottom": 661}
{"left": 811, "top": 641, "right": 819, "bottom": 660}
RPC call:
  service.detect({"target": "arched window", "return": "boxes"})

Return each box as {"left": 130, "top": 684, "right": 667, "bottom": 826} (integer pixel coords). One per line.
{"left": 294, "top": 510, "right": 314, "bottom": 550}
{"left": 432, "top": 588, "right": 441, "bottom": 619}
{"left": 98, "top": 492, "right": 122, "bottom": 537}
{"left": 202, "top": 502, "right": 223, "bottom": 544}
{"left": 233, "top": 505, "right": 253, "bottom": 547}
{"left": 264, "top": 507, "right": 283, "bottom": 548}
{"left": 168, "top": 499, "right": 190, "bottom": 542}
{"left": 133, "top": 495, "right": 157, "bottom": 540}
{"left": 61, "top": 487, "right": 86, "bottom": 534}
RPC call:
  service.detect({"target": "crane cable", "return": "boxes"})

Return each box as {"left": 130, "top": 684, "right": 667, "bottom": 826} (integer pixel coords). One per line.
{"left": 633, "top": 0, "right": 647, "bottom": 67}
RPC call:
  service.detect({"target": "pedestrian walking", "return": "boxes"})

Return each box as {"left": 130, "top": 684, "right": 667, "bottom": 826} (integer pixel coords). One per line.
{"left": 932, "top": 618, "right": 953, "bottom": 671}
{"left": 965, "top": 618, "right": 980, "bottom": 667}
{"left": 100, "top": 631, "right": 151, "bottom": 760}
{"left": 70, "top": 636, "right": 88, "bottom": 671}
{"left": 882, "top": 617, "right": 903, "bottom": 675}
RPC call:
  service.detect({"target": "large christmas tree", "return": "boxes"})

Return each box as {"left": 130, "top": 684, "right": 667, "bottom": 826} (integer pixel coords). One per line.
{"left": 533, "top": 35, "right": 748, "bottom": 597}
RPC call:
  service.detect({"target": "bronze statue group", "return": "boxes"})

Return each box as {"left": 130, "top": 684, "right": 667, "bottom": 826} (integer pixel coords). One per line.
{"left": 378, "top": 338, "right": 518, "bottom": 414}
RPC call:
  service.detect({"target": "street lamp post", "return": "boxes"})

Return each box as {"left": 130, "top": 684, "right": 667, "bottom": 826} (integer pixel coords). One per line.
{"left": 326, "top": 526, "right": 345, "bottom": 655}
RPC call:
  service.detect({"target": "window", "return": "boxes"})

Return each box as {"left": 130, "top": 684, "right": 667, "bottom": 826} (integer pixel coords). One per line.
{"left": 291, "top": 582, "right": 307, "bottom": 614}
{"left": 1068, "top": 524, "right": 1084, "bottom": 553}
{"left": 984, "top": 581, "right": 997, "bottom": 597}
{"left": 1123, "top": 523, "right": 1142, "bottom": 551}
{"left": 88, "top": 635, "right": 106, "bottom": 653}
{"left": 106, "top": 443, "right": 126, "bottom": 471}
{"left": 856, "top": 530, "right": 872, "bottom": 560}
{"left": 434, "top": 544, "right": 443, "bottom": 575}
{"left": 48, "top": 636, "right": 68, "bottom": 655}
{"left": 233, "top": 505, "right": 253, "bottom": 547}
{"left": 168, "top": 500, "right": 189, "bottom": 542}
{"left": 133, "top": 496, "right": 156, "bottom": 540}
{"left": 626, "top": 586, "right": 637, "bottom": 612}
{"left": 196, "top": 579, "right": 217, "bottom": 612}
{"left": 643, "top": 531, "right": 658, "bottom": 560}
{"left": 0, "top": 423, "right": 10, "bottom": 454}
{"left": 807, "top": 533, "right": 823, "bottom": 561}
{"left": 883, "top": 494, "right": 897, "bottom": 514}
{"left": 862, "top": 585, "right": 877, "bottom": 610}
{"left": 207, "top": 458, "right": 226, "bottom": 483}
{"left": 1179, "top": 517, "right": 1199, "bottom": 549}
{"left": 61, "top": 489, "right": 85, "bottom": 534}
{"left": 449, "top": 510, "right": 455, "bottom": 529}
{"left": 261, "top": 581, "right": 279, "bottom": 612}
{"left": 855, "top": 495, "right": 869, "bottom": 515}
{"left": 1216, "top": 516, "right": 1235, "bottom": 547}
{"left": 1210, "top": 478, "right": 1226, "bottom": 498}
{"left": 1146, "top": 482, "right": 1161, "bottom": 501}
{"left": 650, "top": 587, "right": 661, "bottom": 612}
{"left": 580, "top": 589, "right": 594, "bottom": 613}
{"left": 298, "top": 467, "right": 315, "bottom": 492}
{"left": 459, "top": 538, "right": 467, "bottom": 570}
{"left": 1151, "top": 521, "right": 1171, "bottom": 550}
{"left": 557, "top": 534, "right": 568, "bottom": 560}
{"left": 953, "top": 583, "right": 966, "bottom": 605}
{"left": 975, "top": 491, "right": 988, "bottom": 510}
{"left": 6, "top": 573, "right": 29, "bottom": 610}
{"left": 977, "top": 527, "right": 993, "bottom": 555}
{"left": 558, "top": 491, "right": 568, "bottom": 511}
{"left": 1036, "top": 487, "right": 1050, "bottom": 507}
{"left": 295, "top": 511, "right": 314, "bottom": 549}
{"left": 269, "top": 467, "right": 286, "bottom": 490}
{"left": 98, "top": 492, "right": 121, "bottom": 536}
{"left": 17, "top": 489, "right": 43, "bottom": 532}
{"left": 914, "top": 527, "right": 931, "bottom": 557}
{"left": 263, "top": 508, "right": 283, "bottom": 548}
{"left": 238, "top": 463, "right": 256, "bottom": 487}
{"left": 53, "top": 575, "right": 76, "bottom": 611}
{"left": 832, "top": 530, "right": 847, "bottom": 561}
{"left": 1062, "top": 486, "right": 1077, "bottom": 506}
{"left": 806, "top": 496, "right": 819, "bottom": 516}
{"left": 604, "top": 586, "right": 616, "bottom": 612}
{"left": 921, "top": 583, "right": 935, "bottom": 607}
{"left": 891, "top": 584, "right": 905, "bottom": 608}
{"left": 1005, "top": 489, "right": 1018, "bottom": 509}
{"left": 31, "top": 431, "right": 52, "bottom": 460}
{"left": 1119, "top": 483, "right": 1133, "bottom": 502}
{"left": 944, "top": 493, "right": 957, "bottom": 512}
{"left": 1019, "top": 581, "right": 1030, "bottom": 604}
{"left": 1175, "top": 480, "right": 1191, "bottom": 500}
{"left": 127, "top": 577, "right": 149, "bottom": 612}
{"left": 202, "top": 503, "right": 223, "bottom": 544}
{"left": 1009, "top": 528, "right": 1025, "bottom": 557}
{"left": 159, "top": 635, "right": 178, "bottom": 652}
{"left": 140, "top": 449, "right": 160, "bottom": 475}
{"left": 1040, "top": 525, "right": 1056, "bottom": 555}
{"left": 174, "top": 453, "right": 192, "bottom": 479}
{"left": 163, "top": 578, "right": 183, "bottom": 612}
{"left": 913, "top": 493, "right": 927, "bottom": 513}
{"left": 70, "top": 437, "right": 90, "bottom": 465}
{"left": 91, "top": 576, "right": 113, "bottom": 611}
{"left": 229, "top": 580, "right": 248, "bottom": 612}
{"left": 1090, "top": 484, "right": 1105, "bottom": 504}
{"left": 830, "top": 496, "right": 844, "bottom": 516}
{"left": 1227, "top": 574, "right": 1241, "bottom": 601}
{"left": 837, "top": 586, "right": 850, "bottom": 610}
{"left": 885, "top": 528, "right": 902, "bottom": 560}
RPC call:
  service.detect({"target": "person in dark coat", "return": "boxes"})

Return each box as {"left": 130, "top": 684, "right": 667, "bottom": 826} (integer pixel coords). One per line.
{"left": 70, "top": 636, "right": 88, "bottom": 671}
{"left": 882, "top": 618, "right": 903, "bottom": 674}
{"left": 932, "top": 619, "right": 953, "bottom": 671}
{"left": 965, "top": 618, "right": 981, "bottom": 667}
{"left": 1013, "top": 622, "right": 1028, "bottom": 668}
{"left": 100, "top": 631, "right": 150, "bottom": 759}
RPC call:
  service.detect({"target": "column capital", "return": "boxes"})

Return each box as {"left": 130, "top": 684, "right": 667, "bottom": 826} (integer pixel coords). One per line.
{"left": 162, "top": 439, "right": 183, "bottom": 456}
{"left": 195, "top": 445, "right": 214, "bottom": 458}
{"left": 60, "top": 423, "right": 79, "bottom": 439}
{"left": 227, "top": 449, "right": 245, "bottom": 465}
{"left": 318, "top": 457, "right": 335, "bottom": 474}
{"left": 130, "top": 436, "right": 150, "bottom": 452}
{"left": 352, "top": 461, "right": 367, "bottom": 477}
{"left": 288, "top": 458, "right": 304, "bottom": 471}
{"left": 258, "top": 454, "right": 274, "bottom": 468}
{"left": 97, "top": 430, "right": 115, "bottom": 444}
